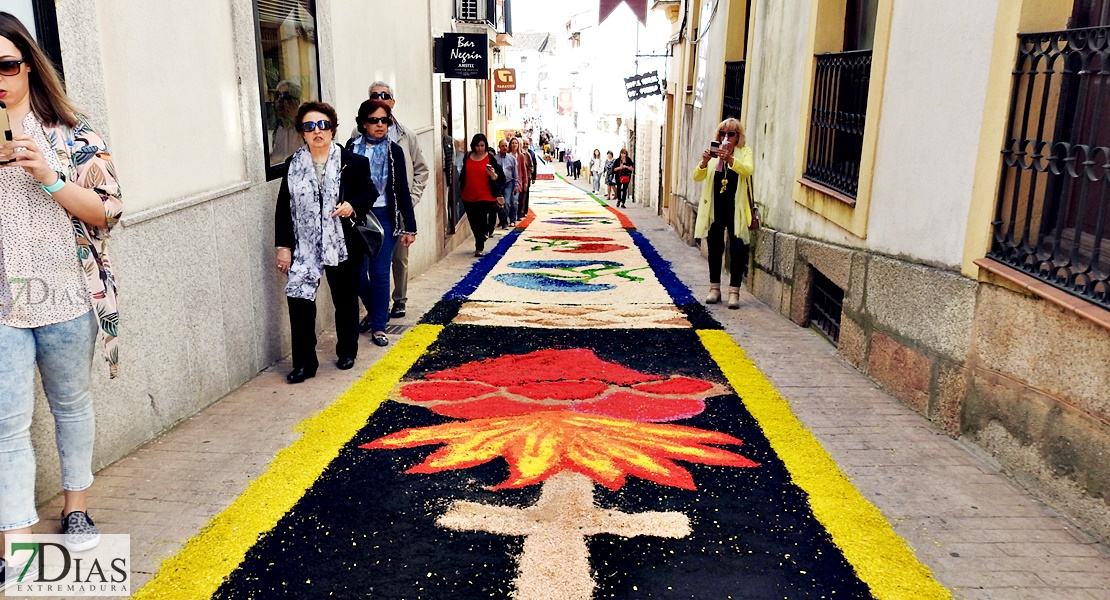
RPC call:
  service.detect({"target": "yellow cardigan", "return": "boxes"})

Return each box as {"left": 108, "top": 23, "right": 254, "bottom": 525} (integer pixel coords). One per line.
{"left": 692, "top": 146, "right": 755, "bottom": 244}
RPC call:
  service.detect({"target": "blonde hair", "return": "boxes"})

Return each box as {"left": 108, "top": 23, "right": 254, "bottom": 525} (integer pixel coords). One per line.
{"left": 716, "top": 118, "right": 744, "bottom": 138}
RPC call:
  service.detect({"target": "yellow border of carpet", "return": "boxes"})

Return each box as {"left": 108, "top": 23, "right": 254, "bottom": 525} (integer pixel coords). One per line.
{"left": 132, "top": 324, "right": 442, "bottom": 600}
{"left": 698, "top": 329, "right": 950, "bottom": 600}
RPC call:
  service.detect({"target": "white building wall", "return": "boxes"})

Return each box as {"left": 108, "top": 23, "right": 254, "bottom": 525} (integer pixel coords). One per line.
{"left": 864, "top": 0, "right": 1000, "bottom": 267}
{"left": 97, "top": 0, "right": 246, "bottom": 213}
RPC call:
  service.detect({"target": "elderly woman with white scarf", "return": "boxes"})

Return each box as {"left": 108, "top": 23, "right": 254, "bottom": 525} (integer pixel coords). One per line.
{"left": 275, "top": 101, "right": 375, "bottom": 384}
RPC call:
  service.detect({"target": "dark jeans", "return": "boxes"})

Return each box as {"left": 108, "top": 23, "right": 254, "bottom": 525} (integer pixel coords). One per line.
{"left": 706, "top": 220, "right": 750, "bottom": 287}
{"left": 518, "top": 187, "right": 530, "bottom": 220}
{"left": 358, "top": 207, "right": 399, "bottom": 333}
{"left": 287, "top": 255, "right": 362, "bottom": 371}
{"left": 616, "top": 180, "right": 630, "bottom": 204}
{"left": 464, "top": 201, "right": 499, "bottom": 251}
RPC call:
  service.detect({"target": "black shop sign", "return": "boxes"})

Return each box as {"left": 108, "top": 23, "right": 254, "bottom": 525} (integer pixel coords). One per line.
{"left": 437, "top": 33, "right": 489, "bottom": 80}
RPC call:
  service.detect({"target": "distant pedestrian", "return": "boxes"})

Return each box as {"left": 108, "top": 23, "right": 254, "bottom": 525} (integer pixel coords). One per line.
{"left": 0, "top": 12, "right": 123, "bottom": 558}
{"left": 589, "top": 149, "right": 603, "bottom": 194}
{"left": 565, "top": 148, "right": 574, "bottom": 177}
{"left": 345, "top": 99, "right": 418, "bottom": 347}
{"left": 495, "top": 138, "right": 519, "bottom": 228}
{"left": 511, "top": 137, "right": 533, "bottom": 221}
{"left": 693, "top": 118, "right": 754, "bottom": 309}
{"left": 276, "top": 102, "right": 374, "bottom": 382}
{"left": 604, "top": 150, "right": 617, "bottom": 200}
{"left": 612, "top": 148, "right": 634, "bottom": 208}
{"left": 458, "top": 134, "right": 506, "bottom": 257}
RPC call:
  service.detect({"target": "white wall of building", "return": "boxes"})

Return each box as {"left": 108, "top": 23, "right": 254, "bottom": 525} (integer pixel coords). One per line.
{"left": 97, "top": 0, "right": 246, "bottom": 213}
{"left": 863, "top": 0, "right": 1000, "bottom": 267}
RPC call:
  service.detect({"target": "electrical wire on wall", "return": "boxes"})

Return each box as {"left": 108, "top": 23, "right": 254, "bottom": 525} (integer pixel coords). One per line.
{"left": 691, "top": 0, "right": 721, "bottom": 44}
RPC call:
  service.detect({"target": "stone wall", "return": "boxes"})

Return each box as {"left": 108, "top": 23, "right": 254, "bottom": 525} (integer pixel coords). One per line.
{"left": 747, "top": 227, "right": 1110, "bottom": 543}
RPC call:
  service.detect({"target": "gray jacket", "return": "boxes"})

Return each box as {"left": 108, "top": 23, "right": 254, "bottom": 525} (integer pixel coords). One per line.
{"left": 349, "top": 116, "right": 429, "bottom": 205}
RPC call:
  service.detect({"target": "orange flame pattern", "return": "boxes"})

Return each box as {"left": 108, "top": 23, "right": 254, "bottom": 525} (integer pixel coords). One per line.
{"left": 362, "top": 410, "right": 759, "bottom": 491}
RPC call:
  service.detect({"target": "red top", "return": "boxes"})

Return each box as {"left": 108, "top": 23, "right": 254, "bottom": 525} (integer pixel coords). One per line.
{"left": 462, "top": 154, "right": 495, "bottom": 202}
{"left": 516, "top": 152, "right": 530, "bottom": 190}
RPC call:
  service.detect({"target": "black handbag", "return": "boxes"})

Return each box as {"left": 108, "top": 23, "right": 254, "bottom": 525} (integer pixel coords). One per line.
{"left": 338, "top": 166, "right": 384, "bottom": 258}
{"left": 349, "top": 210, "right": 384, "bottom": 259}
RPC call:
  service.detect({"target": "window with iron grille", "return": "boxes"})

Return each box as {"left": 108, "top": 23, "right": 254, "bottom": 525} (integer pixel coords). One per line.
{"left": 808, "top": 269, "right": 844, "bottom": 345}
{"left": 801, "top": 0, "right": 877, "bottom": 201}
{"left": 986, "top": 14, "right": 1110, "bottom": 310}
{"left": 721, "top": 61, "right": 746, "bottom": 122}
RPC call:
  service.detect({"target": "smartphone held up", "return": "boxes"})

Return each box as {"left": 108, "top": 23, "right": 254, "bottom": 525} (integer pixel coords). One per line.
{"left": 0, "top": 100, "right": 14, "bottom": 165}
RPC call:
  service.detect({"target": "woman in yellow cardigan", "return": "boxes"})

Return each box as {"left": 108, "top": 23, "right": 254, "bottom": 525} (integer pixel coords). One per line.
{"left": 693, "top": 118, "right": 755, "bottom": 309}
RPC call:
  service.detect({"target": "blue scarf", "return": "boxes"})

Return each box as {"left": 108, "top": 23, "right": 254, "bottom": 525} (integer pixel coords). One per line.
{"left": 356, "top": 134, "right": 390, "bottom": 203}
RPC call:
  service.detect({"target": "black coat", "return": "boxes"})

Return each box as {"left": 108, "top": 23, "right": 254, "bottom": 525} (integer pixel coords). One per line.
{"left": 457, "top": 151, "right": 507, "bottom": 201}
{"left": 274, "top": 147, "right": 376, "bottom": 254}
{"left": 343, "top": 137, "right": 418, "bottom": 235}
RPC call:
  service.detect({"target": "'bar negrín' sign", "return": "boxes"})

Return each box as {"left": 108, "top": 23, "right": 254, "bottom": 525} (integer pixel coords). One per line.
{"left": 441, "top": 33, "right": 488, "bottom": 80}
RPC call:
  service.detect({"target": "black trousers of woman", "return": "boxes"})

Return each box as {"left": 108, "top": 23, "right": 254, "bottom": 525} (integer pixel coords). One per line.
{"left": 706, "top": 220, "right": 750, "bottom": 288}
{"left": 464, "top": 201, "right": 499, "bottom": 251}
{"left": 287, "top": 255, "right": 362, "bottom": 372}
{"left": 616, "top": 180, "right": 630, "bottom": 206}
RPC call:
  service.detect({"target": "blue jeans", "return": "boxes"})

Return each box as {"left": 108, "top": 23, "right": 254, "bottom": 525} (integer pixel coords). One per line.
{"left": 0, "top": 310, "right": 97, "bottom": 530}
{"left": 501, "top": 184, "right": 519, "bottom": 225}
{"left": 358, "top": 207, "right": 399, "bottom": 333}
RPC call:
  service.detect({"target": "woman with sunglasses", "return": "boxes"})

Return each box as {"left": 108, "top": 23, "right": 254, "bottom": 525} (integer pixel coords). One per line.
{"left": 693, "top": 118, "right": 755, "bottom": 309}
{"left": 457, "top": 133, "right": 506, "bottom": 257}
{"left": 612, "top": 148, "right": 634, "bottom": 208}
{"left": 0, "top": 13, "right": 123, "bottom": 566}
{"left": 604, "top": 150, "right": 617, "bottom": 200}
{"left": 275, "top": 102, "right": 374, "bottom": 383}
{"left": 345, "top": 99, "right": 417, "bottom": 347}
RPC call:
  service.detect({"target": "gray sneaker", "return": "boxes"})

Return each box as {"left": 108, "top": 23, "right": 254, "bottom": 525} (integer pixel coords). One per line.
{"left": 61, "top": 511, "right": 101, "bottom": 552}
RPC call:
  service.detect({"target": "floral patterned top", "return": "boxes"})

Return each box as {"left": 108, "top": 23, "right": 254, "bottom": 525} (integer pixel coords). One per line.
{"left": 47, "top": 114, "right": 123, "bottom": 376}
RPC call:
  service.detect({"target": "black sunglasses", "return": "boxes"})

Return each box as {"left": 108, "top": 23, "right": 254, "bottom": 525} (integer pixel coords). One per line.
{"left": 299, "top": 120, "right": 334, "bottom": 132}
{"left": 719, "top": 130, "right": 739, "bottom": 138}
{"left": 369, "top": 92, "right": 393, "bottom": 101}
{"left": 363, "top": 116, "right": 392, "bottom": 125}
{"left": 275, "top": 92, "right": 295, "bottom": 101}
{"left": 0, "top": 59, "right": 26, "bottom": 77}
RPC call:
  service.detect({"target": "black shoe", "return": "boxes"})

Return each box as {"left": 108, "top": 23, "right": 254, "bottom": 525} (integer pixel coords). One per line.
{"left": 61, "top": 510, "right": 101, "bottom": 552}
{"left": 474, "top": 250, "right": 485, "bottom": 257}
{"left": 372, "top": 333, "right": 389, "bottom": 347}
{"left": 390, "top": 304, "right": 406, "bottom": 319}
{"left": 358, "top": 316, "right": 373, "bottom": 333}
{"left": 336, "top": 357, "right": 356, "bottom": 370}
{"left": 287, "top": 367, "right": 317, "bottom": 384}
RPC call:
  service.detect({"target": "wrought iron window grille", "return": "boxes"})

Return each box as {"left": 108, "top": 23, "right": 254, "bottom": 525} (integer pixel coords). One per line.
{"left": 808, "top": 269, "right": 844, "bottom": 345}
{"left": 802, "top": 50, "right": 872, "bottom": 200}
{"left": 987, "top": 26, "right": 1110, "bottom": 310}
{"left": 722, "top": 61, "right": 746, "bottom": 122}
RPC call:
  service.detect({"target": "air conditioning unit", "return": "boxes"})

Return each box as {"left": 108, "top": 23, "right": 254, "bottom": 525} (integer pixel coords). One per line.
{"left": 456, "top": 0, "right": 490, "bottom": 23}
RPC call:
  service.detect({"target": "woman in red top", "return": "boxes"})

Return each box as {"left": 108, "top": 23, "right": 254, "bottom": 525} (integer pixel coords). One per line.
{"left": 458, "top": 133, "right": 505, "bottom": 256}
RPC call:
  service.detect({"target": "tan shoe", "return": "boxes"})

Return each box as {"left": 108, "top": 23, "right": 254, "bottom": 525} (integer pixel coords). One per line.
{"left": 727, "top": 286, "right": 741, "bottom": 309}
{"left": 705, "top": 284, "right": 721, "bottom": 304}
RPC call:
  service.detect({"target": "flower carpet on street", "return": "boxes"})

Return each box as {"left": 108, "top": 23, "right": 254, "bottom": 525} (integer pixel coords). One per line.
{"left": 135, "top": 179, "right": 950, "bottom": 599}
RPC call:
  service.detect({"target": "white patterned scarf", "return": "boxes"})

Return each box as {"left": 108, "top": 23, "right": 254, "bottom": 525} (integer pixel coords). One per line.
{"left": 284, "top": 144, "right": 347, "bottom": 301}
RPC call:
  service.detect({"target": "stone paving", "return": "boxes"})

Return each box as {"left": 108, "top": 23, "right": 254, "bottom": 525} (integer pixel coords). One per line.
{"left": 26, "top": 181, "right": 1110, "bottom": 599}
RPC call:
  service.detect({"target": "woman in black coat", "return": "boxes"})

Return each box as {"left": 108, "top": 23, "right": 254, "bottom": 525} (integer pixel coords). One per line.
{"left": 612, "top": 148, "right": 635, "bottom": 208}
{"left": 275, "top": 102, "right": 375, "bottom": 383}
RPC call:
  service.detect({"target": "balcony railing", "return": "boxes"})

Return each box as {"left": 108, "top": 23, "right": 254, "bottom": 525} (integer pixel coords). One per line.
{"left": 721, "top": 61, "right": 746, "bottom": 122}
{"left": 802, "top": 49, "right": 872, "bottom": 200}
{"left": 987, "top": 26, "right": 1110, "bottom": 309}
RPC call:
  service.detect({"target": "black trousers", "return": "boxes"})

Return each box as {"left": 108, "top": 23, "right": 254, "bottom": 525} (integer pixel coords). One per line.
{"left": 706, "top": 220, "right": 750, "bottom": 287}
{"left": 287, "top": 256, "right": 362, "bottom": 371}
{"left": 464, "top": 201, "right": 499, "bottom": 251}
{"left": 518, "top": 187, "right": 530, "bottom": 220}
{"left": 616, "top": 180, "right": 630, "bottom": 204}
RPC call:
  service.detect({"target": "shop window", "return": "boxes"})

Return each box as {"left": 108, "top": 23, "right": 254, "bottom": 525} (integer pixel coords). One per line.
{"left": 254, "top": 0, "right": 322, "bottom": 180}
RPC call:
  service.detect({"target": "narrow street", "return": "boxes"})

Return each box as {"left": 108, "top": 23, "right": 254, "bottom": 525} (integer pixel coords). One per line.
{"left": 30, "top": 177, "right": 1109, "bottom": 599}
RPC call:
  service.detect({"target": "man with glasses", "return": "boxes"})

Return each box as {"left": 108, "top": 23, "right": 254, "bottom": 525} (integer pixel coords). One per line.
{"left": 349, "top": 82, "right": 428, "bottom": 324}
{"left": 270, "top": 80, "right": 303, "bottom": 165}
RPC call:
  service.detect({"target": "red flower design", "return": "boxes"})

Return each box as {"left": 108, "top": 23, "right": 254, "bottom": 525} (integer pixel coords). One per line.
{"left": 397, "top": 349, "right": 725, "bottom": 422}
